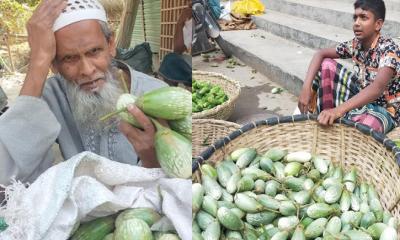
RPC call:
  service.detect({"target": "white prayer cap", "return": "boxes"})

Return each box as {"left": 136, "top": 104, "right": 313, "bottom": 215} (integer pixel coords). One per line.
{"left": 53, "top": 0, "right": 107, "bottom": 32}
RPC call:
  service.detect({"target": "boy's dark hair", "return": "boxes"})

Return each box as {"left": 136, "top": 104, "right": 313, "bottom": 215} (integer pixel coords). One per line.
{"left": 354, "top": 0, "right": 386, "bottom": 21}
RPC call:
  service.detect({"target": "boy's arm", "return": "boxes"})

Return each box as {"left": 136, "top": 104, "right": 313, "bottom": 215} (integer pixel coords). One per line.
{"left": 298, "top": 48, "right": 340, "bottom": 113}
{"left": 173, "top": 8, "right": 191, "bottom": 54}
{"left": 318, "top": 66, "right": 395, "bottom": 125}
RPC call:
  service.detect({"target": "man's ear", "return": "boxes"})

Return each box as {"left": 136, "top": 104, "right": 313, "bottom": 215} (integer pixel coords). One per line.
{"left": 50, "top": 61, "right": 59, "bottom": 74}
{"left": 108, "top": 34, "right": 117, "bottom": 58}
{"left": 375, "top": 18, "right": 384, "bottom": 32}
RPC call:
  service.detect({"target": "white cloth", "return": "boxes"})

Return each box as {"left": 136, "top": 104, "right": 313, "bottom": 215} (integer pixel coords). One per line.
{"left": 0, "top": 152, "right": 191, "bottom": 240}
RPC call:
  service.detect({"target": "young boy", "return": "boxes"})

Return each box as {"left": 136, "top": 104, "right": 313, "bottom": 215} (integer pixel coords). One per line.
{"left": 298, "top": 0, "right": 400, "bottom": 133}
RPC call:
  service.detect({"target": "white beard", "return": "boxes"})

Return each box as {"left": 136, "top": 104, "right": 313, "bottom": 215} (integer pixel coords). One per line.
{"left": 65, "top": 68, "right": 124, "bottom": 132}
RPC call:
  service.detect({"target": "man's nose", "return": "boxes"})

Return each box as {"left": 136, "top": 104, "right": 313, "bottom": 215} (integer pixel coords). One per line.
{"left": 79, "top": 57, "right": 96, "bottom": 77}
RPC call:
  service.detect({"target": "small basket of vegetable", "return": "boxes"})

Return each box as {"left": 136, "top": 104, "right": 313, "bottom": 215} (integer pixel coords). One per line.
{"left": 192, "top": 115, "right": 400, "bottom": 239}
{"left": 192, "top": 71, "right": 241, "bottom": 120}
{"left": 192, "top": 119, "right": 241, "bottom": 158}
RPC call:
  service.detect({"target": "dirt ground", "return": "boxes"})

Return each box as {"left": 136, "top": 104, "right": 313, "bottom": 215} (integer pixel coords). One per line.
{"left": 193, "top": 51, "right": 298, "bottom": 125}
{"left": 0, "top": 73, "right": 24, "bottom": 104}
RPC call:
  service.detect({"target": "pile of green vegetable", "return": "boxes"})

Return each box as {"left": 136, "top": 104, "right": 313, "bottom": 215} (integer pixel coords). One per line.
{"left": 0, "top": 217, "right": 7, "bottom": 233}
{"left": 393, "top": 139, "right": 400, "bottom": 148}
{"left": 101, "top": 86, "right": 192, "bottom": 179}
{"left": 69, "top": 207, "right": 180, "bottom": 240}
{"left": 192, "top": 80, "right": 228, "bottom": 113}
{"left": 192, "top": 148, "right": 399, "bottom": 240}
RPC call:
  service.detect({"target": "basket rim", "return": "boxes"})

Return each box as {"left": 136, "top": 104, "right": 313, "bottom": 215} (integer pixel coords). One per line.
{"left": 192, "top": 114, "right": 400, "bottom": 172}
{"left": 192, "top": 71, "right": 241, "bottom": 118}
{"left": 192, "top": 118, "right": 241, "bottom": 128}
{"left": 192, "top": 119, "right": 241, "bottom": 157}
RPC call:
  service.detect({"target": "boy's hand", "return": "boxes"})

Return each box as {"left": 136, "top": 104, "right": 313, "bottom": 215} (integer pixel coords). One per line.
{"left": 318, "top": 108, "right": 344, "bottom": 126}
{"left": 298, "top": 88, "right": 312, "bottom": 113}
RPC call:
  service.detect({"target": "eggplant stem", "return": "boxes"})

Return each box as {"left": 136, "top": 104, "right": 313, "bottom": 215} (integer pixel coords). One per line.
{"left": 99, "top": 108, "right": 127, "bottom": 121}
{"left": 150, "top": 118, "right": 165, "bottom": 131}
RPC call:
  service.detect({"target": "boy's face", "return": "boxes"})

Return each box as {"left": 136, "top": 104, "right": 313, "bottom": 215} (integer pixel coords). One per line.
{"left": 353, "top": 8, "right": 383, "bottom": 42}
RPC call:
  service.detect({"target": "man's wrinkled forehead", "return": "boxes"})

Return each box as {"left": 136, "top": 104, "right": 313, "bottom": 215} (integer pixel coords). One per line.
{"left": 53, "top": 0, "right": 107, "bottom": 32}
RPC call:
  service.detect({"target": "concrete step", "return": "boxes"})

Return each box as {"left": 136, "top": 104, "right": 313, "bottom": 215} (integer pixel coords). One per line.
{"left": 253, "top": 10, "right": 400, "bottom": 50}
{"left": 220, "top": 29, "right": 316, "bottom": 96}
{"left": 220, "top": 29, "right": 356, "bottom": 97}
{"left": 253, "top": 9, "right": 353, "bottom": 49}
{"left": 261, "top": 0, "right": 400, "bottom": 37}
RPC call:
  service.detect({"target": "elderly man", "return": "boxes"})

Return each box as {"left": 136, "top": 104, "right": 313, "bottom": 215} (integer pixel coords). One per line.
{"left": 0, "top": 0, "right": 167, "bottom": 184}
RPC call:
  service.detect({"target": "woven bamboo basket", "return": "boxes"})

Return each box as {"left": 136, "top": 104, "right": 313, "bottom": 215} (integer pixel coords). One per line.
{"left": 192, "top": 71, "right": 241, "bottom": 120}
{"left": 387, "top": 127, "right": 400, "bottom": 140}
{"left": 192, "top": 119, "right": 240, "bottom": 157}
{"left": 192, "top": 114, "right": 400, "bottom": 222}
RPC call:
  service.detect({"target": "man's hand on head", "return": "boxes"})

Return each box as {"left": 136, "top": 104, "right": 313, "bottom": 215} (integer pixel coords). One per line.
{"left": 20, "top": 0, "right": 68, "bottom": 97}
{"left": 118, "top": 105, "right": 161, "bottom": 168}
{"left": 27, "top": 0, "right": 68, "bottom": 64}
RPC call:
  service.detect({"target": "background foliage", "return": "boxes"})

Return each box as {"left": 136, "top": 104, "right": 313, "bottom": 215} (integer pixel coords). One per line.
{"left": 0, "top": 0, "right": 38, "bottom": 35}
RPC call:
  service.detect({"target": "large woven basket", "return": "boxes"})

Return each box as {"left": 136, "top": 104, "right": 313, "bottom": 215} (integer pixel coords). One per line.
{"left": 387, "top": 127, "right": 400, "bottom": 140}
{"left": 192, "top": 119, "right": 240, "bottom": 157}
{"left": 193, "top": 115, "right": 400, "bottom": 221}
{"left": 192, "top": 71, "right": 241, "bottom": 120}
